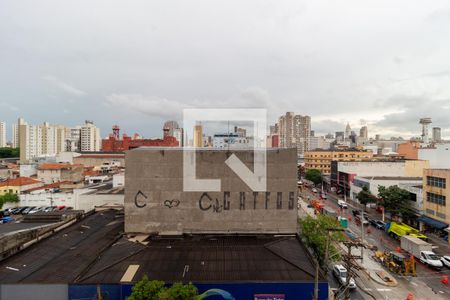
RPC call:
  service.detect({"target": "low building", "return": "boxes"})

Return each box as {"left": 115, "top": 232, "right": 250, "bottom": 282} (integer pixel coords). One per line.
{"left": 0, "top": 177, "right": 42, "bottom": 195}
{"left": 331, "top": 159, "right": 429, "bottom": 195}
{"left": 212, "top": 133, "right": 250, "bottom": 149}
{"left": 304, "top": 148, "right": 374, "bottom": 175}
{"left": 419, "top": 169, "right": 450, "bottom": 240}
{"left": 73, "top": 152, "right": 125, "bottom": 168}
{"left": 37, "top": 163, "right": 84, "bottom": 184}
{"left": 350, "top": 176, "right": 423, "bottom": 214}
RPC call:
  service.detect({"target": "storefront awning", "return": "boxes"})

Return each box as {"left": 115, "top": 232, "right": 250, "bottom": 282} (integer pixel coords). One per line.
{"left": 417, "top": 215, "right": 449, "bottom": 230}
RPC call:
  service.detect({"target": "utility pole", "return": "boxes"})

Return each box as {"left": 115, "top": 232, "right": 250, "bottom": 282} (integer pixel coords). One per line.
{"left": 337, "top": 241, "right": 365, "bottom": 300}
{"left": 360, "top": 208, "right": 365, "bottom": 264}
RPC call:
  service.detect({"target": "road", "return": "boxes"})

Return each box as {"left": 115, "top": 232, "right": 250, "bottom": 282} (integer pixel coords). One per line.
{"left": 299, "top": 186, "right": 450, "bottom": 299}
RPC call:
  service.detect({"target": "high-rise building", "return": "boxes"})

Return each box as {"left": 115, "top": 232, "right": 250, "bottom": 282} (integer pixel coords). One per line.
{"left": 12, "top": 117, "right": 26, "bottom": 148}
{"left": 0, "top": 122, "right": 6, "bottom": 148}
{"left": 193, "top": 124, "right": 203, "bottom": 148}
{"left": 278, "top": 112, "right": 311, "bottom": 157}
{"left": 163, "top": 121, "right": 183, "bottom": 146}
{"left": 345, "top": 123, "right": 351, "bottom": 139}
{"left": 80, "top": 120, "right": 101, "bottom": 152}
{"left": 18, "top": 119, "right": 66, "bottom": 162}
{"left": 65, "top": 126, "right": 81, "bottom": 152}
{"left": 432, "top": 127, "right": 441, "bottom": 143}
{"left": 360, "top": 126, "right": 368, "bottom": 140}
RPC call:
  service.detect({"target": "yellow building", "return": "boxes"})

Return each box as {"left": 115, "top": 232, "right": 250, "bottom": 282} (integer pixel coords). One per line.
{"left": 193, "top": 125, "right": 203, "bottom": 148}
{"left": 304, "top": 149, "right": 373, "bottom": 175}
{"left": 0, "top": 177, "right": 42, "bottom": 195}
{"left": 422, "top": 169, "right": 450, "bottom": 238}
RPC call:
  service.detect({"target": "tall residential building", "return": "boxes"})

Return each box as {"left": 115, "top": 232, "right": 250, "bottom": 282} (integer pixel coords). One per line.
{"left": 65, "top": 126, "right": 81, "bottom": 152}
{"left": 360, "top": 126, "right": 368, "bottom": 139}
{"left": 80, "top": 120, "right": 101, "bottom": 152}
{"left": 432, "top": 127, "right": 441, "bottom": 143}
{"left": 163, "top": 120, "right": 183, "bottom": 146}
{"left": 18, "top": 119, "right": 66, "bottom": 162}
{"left": 0, "top": 122, "right": 6, "bottom": 147}
{"left": 278, "top": 112, "right": 311, "bottom": 156}
{"left": 12, "top": 117, "right": 26, "bottom": 148}
{"left": 193, "top": 124, "right": 203, "bottom": 148}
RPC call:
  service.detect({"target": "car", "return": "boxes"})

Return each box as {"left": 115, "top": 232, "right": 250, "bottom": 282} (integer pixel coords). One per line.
{"left": 352, "top": 209, "right": 360, "bottom": 216}
{"left": 355, "top": 215, "right": 369, "bottom": 226}
{"left": 43, "top": 206, "right": 54, "bottom": 212}
{"left": 374, "top": 220, "right": 386, "bottom": 230}
{"left": 22, "top": 207, "right": 36, "bottom": 215}
{"left": 312, "top": 188, "right": 318, "bottom": 193}
{"left": 332, "top": 264, "right": 356, "bottom": 290}
{"left": 441, "top": 256, "right": 450, "bottom": 268}
{"left": 17, "top": 207, "right": 30, "bottom": 214}
{"left": 29, "top": 207, "right": 45, "bottom": 214}
{"left": 320, "top": 193, "right": 327, "bottom": 200}
{"left": 338, "top": 200, "right": 348, "bottom": 209}
{"left": 420, "top": 251, "right": 443, "bottom": 269}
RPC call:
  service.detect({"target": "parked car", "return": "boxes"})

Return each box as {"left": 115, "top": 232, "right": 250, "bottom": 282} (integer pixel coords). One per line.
{"left": 43, "top": 206, "right": 55, "bottom": 212}
{"left": 22, "top": 207, "right": 36, "bottom": 214}
{"left": 352, "top": 209, "right": 360, "bottom": 216}
{"left": 320, "top": 193, "right": 327, "bottom": 200}
{"left": 29, "top": 207, "right": 45, "bottom": 214}
{"left": 338, "top": 200, "right": 348, "bottom": 209}
{"left": 374, "top": 220, "right": 386, "bottom": 230}
{"left": 312, "top": 188, "right": 318, "bottom": 193}
{"left": 441, "top": 256, "right": 450, "bottom": 268}
{"left": 332, "top": 264, "right": 356, "bottom": 290}
{"left": 0, "top": 216, "right": 14, "bottom": 224}
{"left": 420, "top": 251, "right": 443, "bottom": 270}
{"left": 17, "top": 207, "right": 30, "bottom": 214}
{"left": 355, "top": 215, "right": 369, "bottom": 226}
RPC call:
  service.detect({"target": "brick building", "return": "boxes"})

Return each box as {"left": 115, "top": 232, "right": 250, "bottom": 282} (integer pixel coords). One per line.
{"left": 101, "top": 125, "right": 179, "bottom": 152}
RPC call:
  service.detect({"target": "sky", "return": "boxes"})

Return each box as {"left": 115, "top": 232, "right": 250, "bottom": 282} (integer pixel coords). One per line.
{"left": 1, "top": 0, "right": 450, "bottom": 140}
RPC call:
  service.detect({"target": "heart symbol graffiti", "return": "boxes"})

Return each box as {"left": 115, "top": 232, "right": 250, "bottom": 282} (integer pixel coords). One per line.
{"left": 164, "top": 199, "right": 180, "bottom": 208}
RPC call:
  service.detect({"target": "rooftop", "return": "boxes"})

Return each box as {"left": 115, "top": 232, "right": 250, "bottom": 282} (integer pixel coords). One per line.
{"left": 37, "top": 163, "right": 82, "bottom": 170}
{"left": 0, "top": 210, "right": 320, "bottom": 284}
{"left": 0, "top": 177, "right": 41, "bottom": 187}
{"left": 361, "top": 176, "right": 423, "bottom": 181}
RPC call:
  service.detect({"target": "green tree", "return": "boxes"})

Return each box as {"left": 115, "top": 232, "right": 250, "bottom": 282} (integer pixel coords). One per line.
{"left": 305, "top": 169, "right": 322, "bottom": 185}
{"left": 299, "top": 215, "right": 345, "bottom": 265}
{"left": 377, "top": 185, "right": 414, "bottom": 219}
{"left": 0, "top": 148, "right": 19, "bottom": 158}
{"left": 127, "top": 275, "right": 198, "bottom": 300}
{"left": 0, "top": 193, "right": 19, "bottom": 209}
{"left": 356, "top": 186, "right": 377, "bottom": 207}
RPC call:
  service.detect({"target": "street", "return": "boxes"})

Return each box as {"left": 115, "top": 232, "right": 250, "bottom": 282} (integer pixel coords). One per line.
{"left": 298, "top": 186, "right": 450, "bottom": 300}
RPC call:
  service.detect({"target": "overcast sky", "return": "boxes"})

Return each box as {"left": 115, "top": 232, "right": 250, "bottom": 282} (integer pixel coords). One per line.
{"left": 1, "top": 0, "right": 450, "bottom": 140}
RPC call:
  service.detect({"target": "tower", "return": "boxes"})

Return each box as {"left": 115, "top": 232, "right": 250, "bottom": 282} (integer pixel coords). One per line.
{"left": 419, "top": 118, "right": 432, "bottom": 144}
{"left": 112, "top": 125, "right": 120, "bottom": 140}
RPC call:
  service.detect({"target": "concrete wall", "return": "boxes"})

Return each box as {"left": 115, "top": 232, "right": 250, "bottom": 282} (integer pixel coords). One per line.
{"left": 338, "top": 161, "right": 406, "bottom": 177}
{"left": 125, "top": 148, "right": 298, "bottom": 234}
{"left": 419, "top": 144, "right": 450, "bottom": 168}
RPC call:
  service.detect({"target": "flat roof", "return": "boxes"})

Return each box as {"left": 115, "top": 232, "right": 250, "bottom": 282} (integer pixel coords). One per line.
{"left": 361, "top": 176, "right": 422, "bottom": 181}
{"left": 0, "top": 210, "right": 320, "bottom": 284}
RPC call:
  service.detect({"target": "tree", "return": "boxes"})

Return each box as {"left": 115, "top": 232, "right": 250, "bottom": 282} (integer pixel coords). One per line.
{"left": 377, "top": 185, "right": 414, "bottom": 219}
{"left": 0, "top": 148, "right": 19, "bottom": 158}
{"left": 305, "top": 169, "right": 322, "bottom": 185}
{"left": 299, "top": 215, "right": 345, "bottom": 265}
{"left": 0, "top": 193, "right": 19, "bottom": 209}
{"left": 356, "top": 186, "right": 377, "bottom": 207}
{"left": 127, "top": 275, "right": 198, "bottom": 300}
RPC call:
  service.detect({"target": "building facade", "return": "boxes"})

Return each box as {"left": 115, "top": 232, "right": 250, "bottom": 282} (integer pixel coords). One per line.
{"left": 422, "top": 169, "right": 450, "bottom": 231}
{"left": 278, "top": 112, "right": 311, "bottom": 157}
{"left": 304, "top": 149, "right": 374, "bottom": 175}
{"left": 80, "top": 121, "right": 101, "bottom": 152}
{"left": 0, "top": 121, "right": 6, "bottom": 148}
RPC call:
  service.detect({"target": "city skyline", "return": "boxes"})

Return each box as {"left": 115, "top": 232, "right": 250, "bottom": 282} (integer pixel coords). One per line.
{"left": 1, "top": 1, "right": 450, "bottom": 140}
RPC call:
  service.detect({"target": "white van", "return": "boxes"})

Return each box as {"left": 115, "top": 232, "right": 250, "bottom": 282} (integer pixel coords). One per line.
{"left": 338, "top": 200, "right": 348, "bottom": 209}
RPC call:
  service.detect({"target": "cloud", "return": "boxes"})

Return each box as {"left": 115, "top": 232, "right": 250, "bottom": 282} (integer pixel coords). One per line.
{"left": 105, "top": 87, "right": 281, "bottom": 121}
{"left": 0, "top": 102, "right": 19, "bottom": 111}
{"left": 42, "top": 75, "right": 86, "bottom": 97}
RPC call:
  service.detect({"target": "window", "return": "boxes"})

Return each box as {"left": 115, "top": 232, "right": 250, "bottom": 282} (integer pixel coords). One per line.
{"left": 426, "top": 208, "right": 435, "bottom": 215}
{"left": 427, "top": 176, "right": 446, "bottom": 188}
{"left": 436, "top": 212, "right": 446, "bottom": 219}
{"left": 426, "top": 192, "right": 446, "bottom": 206}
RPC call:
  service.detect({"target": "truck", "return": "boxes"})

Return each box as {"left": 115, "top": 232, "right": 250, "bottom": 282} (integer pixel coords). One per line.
{"left": 400, "top": 235, "right": 443, "bottom": 269}
{"left": 386, "top": 222, "right": 427, "bottom": 240}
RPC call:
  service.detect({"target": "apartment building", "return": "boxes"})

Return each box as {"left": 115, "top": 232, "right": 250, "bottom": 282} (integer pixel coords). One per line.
{"left": 304, "top": 149, "right": 373, "bottom": 175}
{"left": 278, "top": 112, "right": 311, "bottom": 157}
{"left": 421, "top": 169, "right": 450, "bottom": 236}
{"left": 0, "top": 121, "right": 6, "bottom": 147}
{"left": 80, "top": 120, "right": 101, "bottom": 152}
